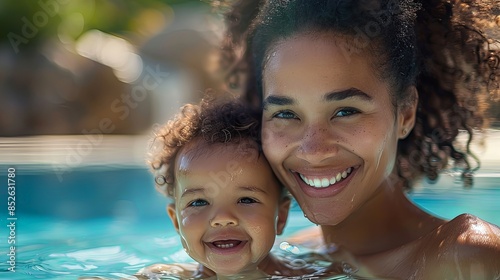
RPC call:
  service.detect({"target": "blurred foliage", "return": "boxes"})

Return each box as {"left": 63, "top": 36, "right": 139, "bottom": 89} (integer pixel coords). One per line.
{"left": 0, "top": 0, "right": 207, "bottom": 51}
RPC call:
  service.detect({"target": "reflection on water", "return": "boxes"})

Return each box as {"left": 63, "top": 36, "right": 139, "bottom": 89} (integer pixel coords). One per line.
{"left": 0, "top": 215, "right": 386, "bottom": 280}
{"left": 132, "top": 251, "right": 372, "bottom": 280}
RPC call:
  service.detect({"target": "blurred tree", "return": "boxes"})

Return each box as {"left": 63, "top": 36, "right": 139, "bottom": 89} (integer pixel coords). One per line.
{"left": 0, "top": 0, "right": 206, "bottom": 52}
{"left": 0, "top": 0, "right": 214, "bottom": 136}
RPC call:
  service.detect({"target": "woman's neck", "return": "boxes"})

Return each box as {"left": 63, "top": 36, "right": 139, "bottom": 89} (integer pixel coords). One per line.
{"left": 320, "top": 179, "right": 444, "bottom": 256}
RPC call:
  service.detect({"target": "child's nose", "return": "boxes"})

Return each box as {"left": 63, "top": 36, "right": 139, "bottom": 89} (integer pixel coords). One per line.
{"left": 210, "top": 210, "right": 239, "bottom": 227}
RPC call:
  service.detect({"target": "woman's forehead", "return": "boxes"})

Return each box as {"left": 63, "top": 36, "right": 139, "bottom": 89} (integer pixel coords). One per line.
{"left": 262, "top": 33, "right": 389, "bottom": 98}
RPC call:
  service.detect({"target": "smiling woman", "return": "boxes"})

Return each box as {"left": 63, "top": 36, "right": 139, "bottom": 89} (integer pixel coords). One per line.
{"left": 261, "top": 32, "right": 410, "bottom": 226}
{"left": 220, "top": 0, "right": 500, "bottom": 278}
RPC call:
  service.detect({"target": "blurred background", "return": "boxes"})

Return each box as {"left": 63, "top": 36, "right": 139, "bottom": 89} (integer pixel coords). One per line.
{"left": 0, "top": 0, "right": 234, "bottom": 188}
{"left": 0, "top": 0, "right": 227, "bottom": 137}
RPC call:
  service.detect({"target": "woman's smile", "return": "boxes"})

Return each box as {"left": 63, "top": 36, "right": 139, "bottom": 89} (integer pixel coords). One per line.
{"left": 292, "top": 166, "right": 359, "bottom": 199}
{"left": 297, "top": 167, "right": 354, "bottom": 188}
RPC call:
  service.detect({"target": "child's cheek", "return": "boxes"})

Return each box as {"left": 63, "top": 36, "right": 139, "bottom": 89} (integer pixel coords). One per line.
{"left": 180, "top": 209, "right": 203, "bottom": 227}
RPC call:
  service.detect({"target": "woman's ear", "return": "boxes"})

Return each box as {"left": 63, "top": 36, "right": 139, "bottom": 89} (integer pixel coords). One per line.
{"left": 167, "top": 203, "right": 180, "bottom": 233}
{"left": 398, "top": 86, "right": 418, "bottom": 139}
{"left": 276, "top": 197, "right": 291, "bottom": 235}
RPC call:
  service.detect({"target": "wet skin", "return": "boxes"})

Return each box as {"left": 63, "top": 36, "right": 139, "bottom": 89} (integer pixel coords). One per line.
{"left": 261, "top": 32, "right": 500, "bottom": 278}
{"left": 167, "top": 139, "right": 290, "bottom": 278}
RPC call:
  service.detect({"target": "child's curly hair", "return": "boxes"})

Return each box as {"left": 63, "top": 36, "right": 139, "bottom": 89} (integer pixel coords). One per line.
{"left": 148, "top": 95, "right": 261, "bottom": 197}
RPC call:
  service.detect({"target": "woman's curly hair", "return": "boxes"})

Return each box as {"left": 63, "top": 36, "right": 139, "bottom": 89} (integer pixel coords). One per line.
{"left": 148, "top": 96, "right": 261, "bottom": 197}
{"left": 216, "top": 0, "right": 500, "bottom": 189}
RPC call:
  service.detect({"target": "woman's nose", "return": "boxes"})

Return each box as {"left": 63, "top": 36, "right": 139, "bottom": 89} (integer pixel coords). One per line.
{"left": 210, "top": 210, "right": 239, "bottom": 227}
{"left": 296, "top": 125, "right": 339, "bottom": 164}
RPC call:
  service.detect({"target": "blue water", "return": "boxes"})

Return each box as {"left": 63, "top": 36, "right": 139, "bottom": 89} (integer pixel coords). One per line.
{"left": 0, "top": 164, "right": 499, "bottom": 280}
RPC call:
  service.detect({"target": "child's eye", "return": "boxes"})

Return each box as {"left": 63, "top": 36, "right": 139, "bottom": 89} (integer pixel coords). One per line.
{"left": 238, "top": 197, "right": 258, "bottom": 204}
{"left": 273, "top": 110, "right": 298, "bottom": 119}
{"left": 334, "top": 108, "right": 359, "bottom": 117}
{"left": 188, "top": 199, "right": 208, "bottom": 207}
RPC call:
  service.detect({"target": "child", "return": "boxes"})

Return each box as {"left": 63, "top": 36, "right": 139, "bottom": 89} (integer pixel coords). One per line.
{"left": 140, "top": 97, "right": 319, "bottom": 279}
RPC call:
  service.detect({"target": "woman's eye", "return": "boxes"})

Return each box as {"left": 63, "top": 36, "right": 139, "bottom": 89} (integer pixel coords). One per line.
{"left": 334, "top": 108, "right": 359, "bottom": 117}
{"left": 188, "top": 199, "right": 208, "bottom": 207}
{"left": 239, "top": 197, "right": 258, "bottom": 204}
{"left": 273, "top": 111, "right": 297, "bottom": 119}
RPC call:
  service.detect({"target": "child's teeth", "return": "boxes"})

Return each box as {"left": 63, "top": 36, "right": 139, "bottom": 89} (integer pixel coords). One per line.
{"left": 216, "top": 243, "right": 234, "bottom": 248}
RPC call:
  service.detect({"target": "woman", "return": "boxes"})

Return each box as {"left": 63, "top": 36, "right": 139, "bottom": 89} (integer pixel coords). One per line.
{"left": 220, "top": 0, "right": 500, "bottom": 278}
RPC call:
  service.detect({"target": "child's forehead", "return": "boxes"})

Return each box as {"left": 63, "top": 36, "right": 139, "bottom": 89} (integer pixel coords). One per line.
{"left": 175, "top": 138, "right": 263, "bottom": 175}
{"left": 182, "top": 137, "right": 260, "bottom": 161}
{"left": 171, "top": 137, "right": 282, "bottom": 201}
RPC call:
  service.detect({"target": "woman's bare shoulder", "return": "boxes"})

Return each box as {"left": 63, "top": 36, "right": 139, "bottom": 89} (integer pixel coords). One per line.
{"left": 435, "top": 214, "right": 500, "bottom": 250}
{"left": 418, "top": 214, "right": 500, "bottom": 278}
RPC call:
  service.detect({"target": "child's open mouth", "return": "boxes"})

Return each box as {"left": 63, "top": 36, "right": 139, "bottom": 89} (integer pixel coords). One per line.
{"left": 212, "top": 240, "right": 241, "bottom": 248}
{"left": 207, "top": 240, "right": 247, "bottom": 254}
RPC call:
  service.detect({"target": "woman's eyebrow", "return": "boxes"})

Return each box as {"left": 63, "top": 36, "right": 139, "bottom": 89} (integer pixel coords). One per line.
{"left": 263, "top": 88, "right": 372, "bottom": 109}
{"left": 324, "top": 88, "right": 373, "bottom": 102}
{"left": 263, "top": 95, "right": 295, "bottom": 109}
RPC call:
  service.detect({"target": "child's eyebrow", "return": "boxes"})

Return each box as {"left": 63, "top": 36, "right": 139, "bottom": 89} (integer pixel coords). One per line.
{"left": 180, "top": 187, "right": 205, "bottom": 198}
{"left": 239, "top": 186, "right": 268, "bottom": 194}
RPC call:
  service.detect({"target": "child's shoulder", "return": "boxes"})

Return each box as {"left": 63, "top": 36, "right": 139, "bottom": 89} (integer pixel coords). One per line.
{"left": 135, "top": 262, "right": 211, "bottom": 279}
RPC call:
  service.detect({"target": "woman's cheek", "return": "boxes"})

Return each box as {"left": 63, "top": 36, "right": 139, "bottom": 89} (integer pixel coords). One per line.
{"left": 263, "top": 119, "right": 298, "bottom": 145}
{"left": 262, "top": 126, "right": 290, "bottom": 163}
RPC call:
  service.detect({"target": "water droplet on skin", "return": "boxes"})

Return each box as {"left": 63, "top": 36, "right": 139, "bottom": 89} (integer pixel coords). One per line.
{"left": 341, "top": 262, "right": 358, "bottom": 274}
{"left": 272, "top": 51, "right": 276, "bottom": 57}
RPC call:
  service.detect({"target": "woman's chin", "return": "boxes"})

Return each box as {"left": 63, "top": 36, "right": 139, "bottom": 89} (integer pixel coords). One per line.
{"left": 301, "top": 206, "right": 344, "bottom": 226}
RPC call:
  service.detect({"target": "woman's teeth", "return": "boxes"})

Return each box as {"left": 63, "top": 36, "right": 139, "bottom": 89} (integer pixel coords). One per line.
{"left": 299, "top": 167, "right": 353, "bottom": 188}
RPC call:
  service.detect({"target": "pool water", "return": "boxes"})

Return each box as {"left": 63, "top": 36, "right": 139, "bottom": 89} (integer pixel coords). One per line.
{"left": 0, "top": 166, "right": 318, "bottom": 280}
{"left": 1, "top": 131, "right": 500, "bottom": 279}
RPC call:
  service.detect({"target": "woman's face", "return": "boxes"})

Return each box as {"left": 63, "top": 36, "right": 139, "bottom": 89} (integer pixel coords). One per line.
{"left": 261, "top": 33, "right": 413, "bottom": 225}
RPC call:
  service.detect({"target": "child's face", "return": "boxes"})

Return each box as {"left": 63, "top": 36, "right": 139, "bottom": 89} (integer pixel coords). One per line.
{"left": 167, "top": 139, "right": 290, "bottom": 276}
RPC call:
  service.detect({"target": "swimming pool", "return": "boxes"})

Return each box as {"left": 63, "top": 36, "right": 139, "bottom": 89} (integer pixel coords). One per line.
{"left": 1, "top": 131, "right": 499, "bottom": 280}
